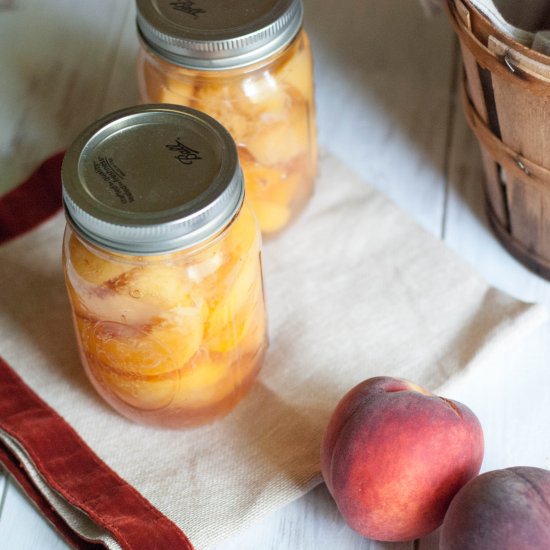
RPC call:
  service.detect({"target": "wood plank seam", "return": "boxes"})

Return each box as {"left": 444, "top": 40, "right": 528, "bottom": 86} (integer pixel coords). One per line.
{"left": 99, "top": 0, "right": 133, "bottom": 115}
{"left": 441, "top": 38, "right": 461, "bottom": 241}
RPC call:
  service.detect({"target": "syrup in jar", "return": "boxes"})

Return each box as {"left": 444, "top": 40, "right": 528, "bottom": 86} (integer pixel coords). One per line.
{"left": 62, "top": 104, "right": 267, "bottom": 428}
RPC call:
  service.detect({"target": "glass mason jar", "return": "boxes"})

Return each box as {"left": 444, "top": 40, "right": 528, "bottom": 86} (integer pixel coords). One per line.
{"left": 136, "top": 0, "right": 317, "bottom": 237}
{"left": 61, "top": 105, "right": 267, "bottom": 428}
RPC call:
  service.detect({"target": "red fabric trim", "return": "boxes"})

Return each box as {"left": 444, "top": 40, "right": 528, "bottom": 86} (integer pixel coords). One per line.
{"left": 0, "top": 357, "right": 194, "bottom": 550}
{"left": 0, "top": 152, "right": 64, "bottom": 245}
{"left": 0, "top": 444, "right": 104, "bottom": 549}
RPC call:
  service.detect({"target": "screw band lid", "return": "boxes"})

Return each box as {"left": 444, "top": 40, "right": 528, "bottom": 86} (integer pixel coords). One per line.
{"left": 136, "top": 0, "right": 304, "bottom": 69}
{"left": 62, "top": 104, "right": 244, "bottom": 254}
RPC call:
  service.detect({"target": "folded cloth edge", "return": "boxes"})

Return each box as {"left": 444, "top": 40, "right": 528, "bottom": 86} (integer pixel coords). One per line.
{"left": 1, "top": 428, "right": 122, "bottom": 549}
{"left": 0, "top": 443, "right": 104, "bottom": 550}
{"left": 3, "top": 150, "right": 548, "bottom": 549}
{"left": 0, "top": 152, "right": 64, "bottom": 245}
{"left": 0, "top": 356, "right": 194, "bottom": 550}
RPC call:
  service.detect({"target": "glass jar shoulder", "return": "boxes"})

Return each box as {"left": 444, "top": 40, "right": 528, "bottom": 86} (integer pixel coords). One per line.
{"left": 138, "top": 29, "right": 314, "bottom": 111}
{"left": 63, "top": 200, "right": 260, "bottom": 304}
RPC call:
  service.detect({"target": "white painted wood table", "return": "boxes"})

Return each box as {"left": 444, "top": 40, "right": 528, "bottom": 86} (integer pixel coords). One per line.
{"left": 1, "top": 1, "right": 550, "bottom": 549}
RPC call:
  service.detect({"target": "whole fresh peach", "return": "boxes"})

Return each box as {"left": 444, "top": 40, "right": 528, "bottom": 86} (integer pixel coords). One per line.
{"left": 440, "top": 466, "right": 550, "bottom": 549}
{"left": 320, "top": 376, "right": 484, "bottom": 541}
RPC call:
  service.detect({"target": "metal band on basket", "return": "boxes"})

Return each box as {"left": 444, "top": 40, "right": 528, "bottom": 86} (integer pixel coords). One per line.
{"left": 462, "top": 81, "right": 550, "bottom": 189}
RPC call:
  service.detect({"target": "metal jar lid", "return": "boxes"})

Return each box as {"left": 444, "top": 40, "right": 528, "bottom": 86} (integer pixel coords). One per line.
{"left": 62, "top": 104, "right": 244, "bottom": 255}
{"left": 136, "top": 0, "right": 304, "bottom": 70}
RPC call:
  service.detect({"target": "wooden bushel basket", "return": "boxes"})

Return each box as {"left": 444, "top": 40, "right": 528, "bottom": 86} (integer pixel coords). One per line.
{"left": 447, "top": 0, "right": 550, "bottom": 279}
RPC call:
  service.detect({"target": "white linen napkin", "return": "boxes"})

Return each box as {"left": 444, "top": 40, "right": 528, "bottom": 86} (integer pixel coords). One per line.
{"left": 0, "top": 151, "right": 546, "bottom": 549}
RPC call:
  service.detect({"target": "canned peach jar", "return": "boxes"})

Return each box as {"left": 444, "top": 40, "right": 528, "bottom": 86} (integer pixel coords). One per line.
{"left": 62, "top": 104, "right": 267, "bottom": 428}
{"left": 136, "top": 0, "right": 317, "bottom": 236}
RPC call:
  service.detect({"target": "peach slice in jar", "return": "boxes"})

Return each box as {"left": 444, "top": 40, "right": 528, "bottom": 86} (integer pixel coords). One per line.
{"left": 241, "top": 160, "right": 300, "bottom": 205}
{"left": 92, "top": 351, "right": 230, "bottom": 412}
{"left": 66, "top": 233, "right": 128, "bottom": 286}
{"left": 205, "top": 241, "right": 260, "bottom": 335}
{"left": 246, "top": 94, "right": 310, "bottom": 167}
{"left": 68, "top": 244, "right": 199, "bottom": 325}
{"left": 222, "top": 198, "right": 259, "bottom": 252}
{"left": 240, "top": 153, "right": 308, "bottom": 234}
{"left": 192, "top": 80, "right": 253, "bottom": 146}
{"left": 65, "top": 235, "right": 155, "bottom": 325}
{"left": 158, "top": 73, "right": 196, "bottom": 106}
{"left": 248, "top": 201, "right": 290, "bottom": 234}
{"left": 235, "top": 72, "right": 290, "bottom": 123}
{"left": 200, "top": 203, "right": 264, "bottom": 353}
{"left": 92, "top": 346, "right": 261, "bottom": 418}
{"left": 76, "top": 305, "right": 204, "bottom": 378}
{"left": 205, "top": 271, "right": 264, "bottom": 354}
{"left": 192, "top": 200, "right": 258, "bottom": 306}
{"left": 275, "top": 32, "right": 314, "bottom": 99}
{"left": 240, "top": 299, "right": 268, "bottom": 357}
{"left": 106, "top": 264, "right": 192, "bottom": 311}
{"left": 138, "top": 49, "right": 196, "bottom": 105}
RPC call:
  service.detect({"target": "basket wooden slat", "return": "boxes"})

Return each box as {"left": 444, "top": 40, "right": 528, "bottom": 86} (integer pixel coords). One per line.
{"left": 461, "top": 0, "right": 550, "bottom": 64}
{"left": 452, "top": 2, "right": 510, "bottom": 226}
{"left": 447, "top": 0, "right": 550, "bottom": 279}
